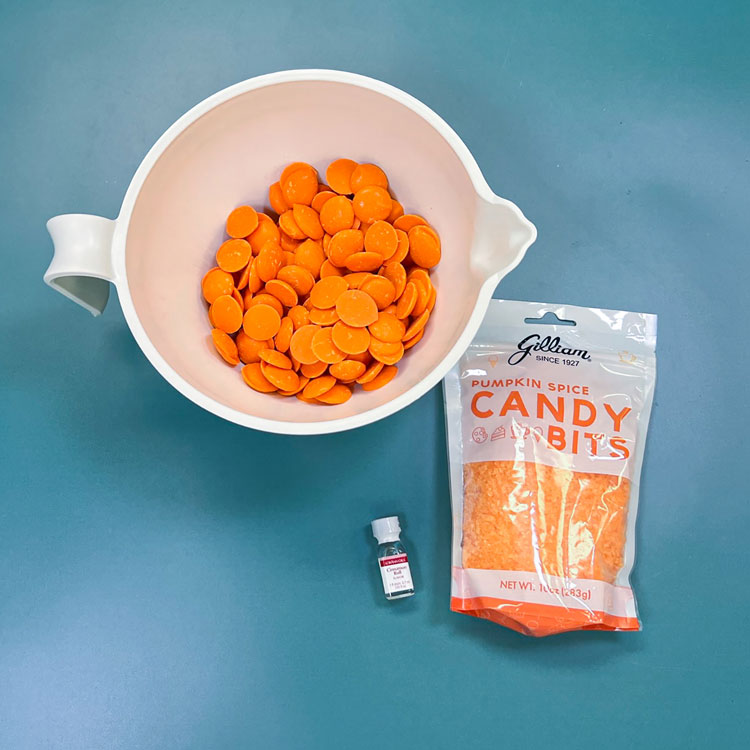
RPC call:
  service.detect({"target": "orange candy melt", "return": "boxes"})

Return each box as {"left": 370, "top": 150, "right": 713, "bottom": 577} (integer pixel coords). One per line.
{"left": 356, "top": 360, "right": 385, "bottom": 385}
{"left": 329, "top": 359, "right": 367, "bottom": 382}
{"left": 403, "top": 327, "right": 424, "bottom": 349}
{"left": 243, "top": 304, "right": 282, "bottom": 340}
{"left": 262, "top": 362, "right": 300, "bottom": 392}
{"left": 281, "top": 165, "right": 318, "bottom": 206}
{"left": 259, "top": 348, "right": 293, "bottom": 369}
{"left": 242, "top": 362, "right": 277, "bottom": 393}
{"left": 381, "top": 262, "right": 407, "bottom": 299}
{"left": 360, "top": 275, "right": 396, "bottom": 310}
{"left": 246, "top": 292, "right": 284, "bottom": 318}
{"left": 236, "top": 331, "right": 272, "bottom": 364}
{"left": 326, "top": 158, "right": 358, "bottom": 194}
{"left": 364, "top": 220, "right": 398, "bottom": 259}
{"left": 320, "top": 196, "right": 355, "bottom": 235}
{"left": 312, "top": 190, "right": 337, "bottom": 213}
{"left": 216, "top": 239, "right": 252, "bottom": 273}
{"left": 248, "top": 214, "right": 281, "bottom": 254}
{"left": 311, "top": 327, "right": 347, "bottom": 364}
{"left": 200, "top": 160, "right": 440, "bottom": 403}
{"left": 393, "top": 214, "right": 427, "bottom": 232}
{"left": 265, "top": 278, "right": 299, "bottom": 308}
{"left": 327, "top": 229, "right": 363, "bottom": 268}
{"left": 226, "top": 205, "right": 259, "bottom": 238}
{"left": 293, "top": 204, "right": 324, "bottom": 240}
{"left": 369, "top": 312, "right": 405, "bottom": 343}
{"left": 396, "top": 282, "right": 418, "bottom": 319}
{"left": 361, "top": 364, "right": 398, "bottom": 391}
{"left": 331, "top": 321, "right": 371, "bottom": 355}
{"left": 256, "top": 242, "right": 283, "bottom": 282}
{"left": 352, "top": 186, "right": 392, "bottom": 223}
{"left": 336, "top": 289, "right": 379, "bottom": 328}
{"left": 408, "top": 224, "right": 442, "bottom": 268}
{"left": 303, "top": 375, "right": 337, "bottom": 399}
{"left": 315, "top": 383, "right": 352, "bottom": 404}
{"left": 289, "top": 324, "right": 321, "bottom": 365}
{"left": 210, "top": 294, "right": 243, "bottom": 334}
{"left": 301, "top": 360, "right": 328, "bottom": 379}
{"left": 309, "top": 276, "right": 348, "bottom": 309}
{"left": 288, "top": 305, "right": 310, "bottom": 330}
{"left": 274, "top": 317, "right": 294, "bottom": 353}
{"left": 279, "top": 209, "right": 306, "bottom": 240}
{"left": 269, "top": 182, "right": 289, "bottom": 215}
{"left": 202, "top": 267, "right": 235, "bottom": 304}
{"left": 295, "top": 239, "right": 326, "bottom": 277}
{"left": 211, "top": 329, "right": 240, "bottom": 365}
{"left": 309, "top": 307, "right": 340, "bottom": 326}
{"left": 345, "top": 252, "right": 383, "bottom": 272}
{"left": 350, "top": 163, "right": 388, "bottom": 192}
{"left": 277, "top": 264, "right": 315, "bottom": 296}
{"left": 387, "top": 200, "right": 404, "bottom": 223}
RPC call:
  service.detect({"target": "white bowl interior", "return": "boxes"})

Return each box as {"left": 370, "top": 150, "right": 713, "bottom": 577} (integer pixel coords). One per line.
{"left": 125, "top": 80, "right": 484, "bottom": 425}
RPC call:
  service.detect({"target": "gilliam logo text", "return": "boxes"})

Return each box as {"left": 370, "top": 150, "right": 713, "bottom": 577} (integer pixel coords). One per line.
{"left": 508, "top": 335, "right": 592, "bottom": 366}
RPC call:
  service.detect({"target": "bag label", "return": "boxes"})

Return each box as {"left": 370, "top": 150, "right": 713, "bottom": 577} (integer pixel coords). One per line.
{"left": 461, "top": 349, "right": 645, "bottom": 479}
{"left": 451, "top": 567, "right": 638, "bottom": 619}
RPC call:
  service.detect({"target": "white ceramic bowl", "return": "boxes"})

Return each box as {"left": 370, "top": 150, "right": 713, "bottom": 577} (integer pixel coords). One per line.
{"left": 44, "top": 69, "right": 536, "bottom": 434}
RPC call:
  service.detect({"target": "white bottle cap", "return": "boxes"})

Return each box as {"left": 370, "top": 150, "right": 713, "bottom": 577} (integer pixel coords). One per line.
{"left": 371, "top": 516, "right": 402, "bottom": 544}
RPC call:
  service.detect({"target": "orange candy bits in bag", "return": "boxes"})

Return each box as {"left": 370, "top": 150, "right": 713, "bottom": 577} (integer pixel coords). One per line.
{"left": 444, "top": 301, "right": 657, "bottom": 636}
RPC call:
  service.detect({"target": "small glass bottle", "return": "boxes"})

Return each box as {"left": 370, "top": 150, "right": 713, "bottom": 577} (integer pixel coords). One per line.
{"left": 371, "top": 516, "right": 415, "bottom": 600}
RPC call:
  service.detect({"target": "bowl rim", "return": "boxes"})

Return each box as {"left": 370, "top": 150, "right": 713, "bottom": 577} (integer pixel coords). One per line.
{"left": 110, "top": 69, "right": 530, "bottom": 434}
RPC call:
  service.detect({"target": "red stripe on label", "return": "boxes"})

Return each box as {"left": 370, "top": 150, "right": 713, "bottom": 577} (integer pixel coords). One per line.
{"left": 380, "top": 555, "right": 408, "bottom": 567}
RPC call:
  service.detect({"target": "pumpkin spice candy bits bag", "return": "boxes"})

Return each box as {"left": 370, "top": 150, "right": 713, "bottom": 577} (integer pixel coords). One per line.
{"left": 443, "top": 300, "right": 657, "bottom": 636}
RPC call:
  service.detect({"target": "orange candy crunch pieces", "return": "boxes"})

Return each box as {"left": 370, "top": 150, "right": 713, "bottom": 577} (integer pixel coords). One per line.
{"left": 444, "top": 300, "right": 658, "bottom": 636}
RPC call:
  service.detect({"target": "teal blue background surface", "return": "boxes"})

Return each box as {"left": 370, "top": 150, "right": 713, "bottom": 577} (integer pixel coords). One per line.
{"left": 1, "top": 1, "right": 749, "bottom": 747}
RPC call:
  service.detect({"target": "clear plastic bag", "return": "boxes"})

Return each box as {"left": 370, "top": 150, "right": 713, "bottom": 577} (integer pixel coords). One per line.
{"left": 443, "top": 300, "right": 657, "bottom": 636}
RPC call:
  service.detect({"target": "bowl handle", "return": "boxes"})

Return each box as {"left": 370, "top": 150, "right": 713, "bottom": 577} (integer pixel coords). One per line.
{"left": 472, "top": 196, "right": 537, "bottom": 283}
{"left": 44, "top": 214, "right": 116, "bottom": 316}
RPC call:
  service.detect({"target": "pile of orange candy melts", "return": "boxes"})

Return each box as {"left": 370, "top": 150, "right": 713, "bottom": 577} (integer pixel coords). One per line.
{"left": 201, "top": 160, "right": 440, "bottom": 404}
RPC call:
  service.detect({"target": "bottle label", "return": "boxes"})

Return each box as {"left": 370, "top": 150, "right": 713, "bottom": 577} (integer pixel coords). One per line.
{"left": 379, "top": 554, "right": 413, "bottom": 596}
